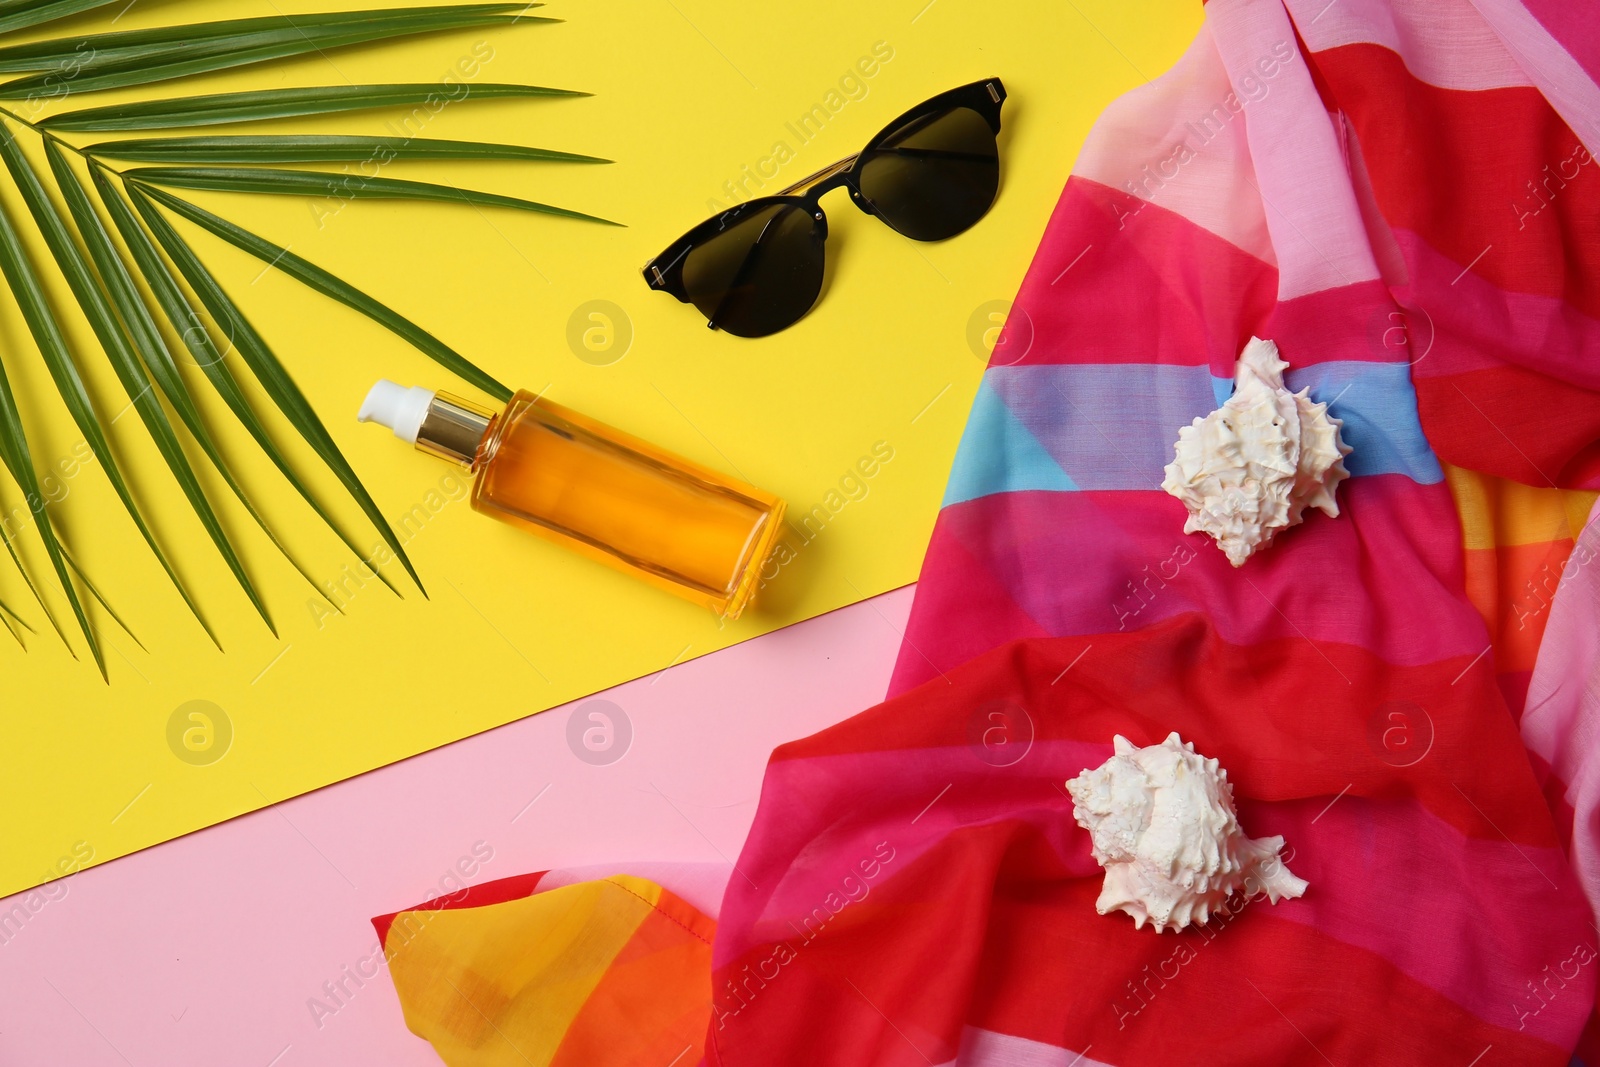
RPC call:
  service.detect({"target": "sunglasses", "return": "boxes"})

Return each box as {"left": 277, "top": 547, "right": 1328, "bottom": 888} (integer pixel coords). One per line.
{"left": 643, "top": 78, "right": 1007, "bottom": 337}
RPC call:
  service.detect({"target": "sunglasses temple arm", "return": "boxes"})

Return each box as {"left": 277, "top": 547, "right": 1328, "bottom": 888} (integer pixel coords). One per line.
{"left": 777, "top": 153, "right": 859, "bottom": 196}
{"left": 775, "top": 149, "right": 985, "bottom": 201}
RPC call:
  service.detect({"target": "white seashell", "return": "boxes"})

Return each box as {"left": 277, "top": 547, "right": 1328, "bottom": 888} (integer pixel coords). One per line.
{"left": 1066, "top": 732, "right": 1308, "bottom": 933}
{"left": 1161, "top": 337, "right": 1351, "bottom": 566}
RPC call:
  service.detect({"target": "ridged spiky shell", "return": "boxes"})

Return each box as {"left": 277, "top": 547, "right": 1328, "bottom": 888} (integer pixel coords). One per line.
{"left": 1161, "top": 337, "right": 1351, "bottom": 566}
{"left": 1066, "top": 732, "right": 1308, "bottom": 932}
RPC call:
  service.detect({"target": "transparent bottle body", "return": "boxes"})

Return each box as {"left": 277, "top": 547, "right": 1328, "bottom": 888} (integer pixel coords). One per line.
{"left": 471, "top": 391, "right": 785, "bottom": 618}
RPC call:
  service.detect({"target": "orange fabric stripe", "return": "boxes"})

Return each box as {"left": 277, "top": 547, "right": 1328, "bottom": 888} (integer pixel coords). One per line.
{"left": 548, "top": 884, "right": 715, "bottom": 1067}
{"left": 1445, "top": 465, "right": 1596, "bottom": 689}
{"left": 1470, "top": 540, "right": 1575, "bottom": 673}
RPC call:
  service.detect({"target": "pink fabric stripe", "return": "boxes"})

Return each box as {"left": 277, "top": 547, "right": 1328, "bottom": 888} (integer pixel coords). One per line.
{"left": 1396, "top": 230, "right": 1600, "bottom": 391}
{"left": 904, "top": 530, "right": 1052, "bottom": 676}
{"left": 1521, "top": 500, "right": 1600, "bottom": 936}
{"left": 1070, "top": 26, "right": 1275, "bottom": 262}
{"left": 891, "top": 477, "right": 1481, "bottom": 694}
{"left": 1252, "top": 795, "right": 1592, "bottom": 1047}
{"left": 936, "top": 1027, "right": 1116, "bottom": 1067}
{"left": 1340, "top": 116, "right": 1413, "bottom": 289}
{"left": 1206, "top": 0, "right": 1382, "bottom": 298}
{"left": 1287, "top": 0, "right": 1534, "bottom": 90}
{"left": 712, "top": 741, "right": 1106, "bottom": 967}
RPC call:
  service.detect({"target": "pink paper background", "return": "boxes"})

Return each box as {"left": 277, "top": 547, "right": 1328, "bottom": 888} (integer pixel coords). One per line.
{"left": 0, "top": 587, "right": 914, "bottom": 1067}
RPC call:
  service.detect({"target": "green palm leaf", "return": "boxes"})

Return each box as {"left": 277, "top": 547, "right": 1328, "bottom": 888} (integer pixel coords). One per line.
{"left": 0, "top": 502, "right": 69, "bottom": 646}
{"left": 87, "top": 134, "right": 608, "bottom": 164}
{"left": 0, "top": 0, "right": 123, "bottom": 37}
{"left": 61, "top": 543, "right": 145, "bottom": 651}
{"left": 0, "top": 555, "right": 36, "bottom": 635}
{"left": 49, "top": 140, "right": 333, "bottom": 614}
{"left": 0, "top": 123, "right": 223, "bottom": 657}
{"left": 0, "top": 1, "right": 608, "bottom": 668}
{"left": 0, "top": 123, "right": 248, "bottom": 642}
{"left": 128, "top": 166, "right": 618, "bottom": 224}
{"left": 0, "top": 201, "right": 102, "bottom": 675}
{"left": 0, "top": 489, "right": 141, "bottom": 657}
{"left": 92, "top": 165, "right": 401, "bottom": 601}
{"left": 0, "top": 591, "right": 29, "bottom": 640}
{"left": 137, "top": 183, "right": 512, "bottom": 401}
{"left": 0, "top": 512, "right": 43, "bottom": 638}
{"left": 0, "top": 7, "right": 549, "bottom": 96}
{"left": 127, "top": 184, "right": 426, "bottom": 596}
{"left": 0, "top": 4, "right": 541, "bottom": 69}
{"left": 50, "top": 147, "right": 284, "bottom": 636}
{"left": 42, "top": 83, "right": 586, "bottom": 132}
{"left": 0, "top": 364, "right": 92, "bottom": 669}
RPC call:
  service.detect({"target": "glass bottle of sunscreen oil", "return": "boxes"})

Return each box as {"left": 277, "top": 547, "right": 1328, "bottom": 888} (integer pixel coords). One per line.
{"left": 359, "top": 381, "right": 787, "bottom": 619}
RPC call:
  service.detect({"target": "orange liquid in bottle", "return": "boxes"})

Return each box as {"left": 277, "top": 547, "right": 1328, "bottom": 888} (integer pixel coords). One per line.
{"left": 471, "top": 392, "right": 785, "bottom": 618}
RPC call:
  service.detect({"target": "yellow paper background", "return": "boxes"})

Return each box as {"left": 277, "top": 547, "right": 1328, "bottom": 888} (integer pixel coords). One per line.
{"left": 0, "top": 0, "right": 1200, "bottom": 897}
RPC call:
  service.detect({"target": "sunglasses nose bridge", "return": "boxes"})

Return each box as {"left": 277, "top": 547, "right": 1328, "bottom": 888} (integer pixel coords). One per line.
{"left": 802, "top": 173, "right": 875, "bottom": 228}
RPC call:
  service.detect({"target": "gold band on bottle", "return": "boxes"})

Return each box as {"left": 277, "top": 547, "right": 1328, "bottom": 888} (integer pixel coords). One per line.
{"left": 416, "top": 392, "right": 495, "bottom": 468}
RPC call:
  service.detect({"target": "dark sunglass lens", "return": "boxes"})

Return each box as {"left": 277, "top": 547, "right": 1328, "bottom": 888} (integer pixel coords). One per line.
{"left": 681, "top": 203, "right": 825, "bottom": 337}
{"left": 857, "top": 105, "right": 999, "bottom": 241}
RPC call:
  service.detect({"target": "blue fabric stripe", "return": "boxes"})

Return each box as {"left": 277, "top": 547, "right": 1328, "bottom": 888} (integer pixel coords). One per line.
{"left": 947, "top": 361, "right": 1441, "bottom": 504}
{"left": 1284, "top": 361, "right": 1443, "bottom": 485}
{"left": 944, "top": 381, "right": 1077, "bottom": 507}
{"left": 986, "top": 364, "right": 1217, "bottom": 494}
{"left": 1210, "top": 373, "right": 1234, "bottom": 410}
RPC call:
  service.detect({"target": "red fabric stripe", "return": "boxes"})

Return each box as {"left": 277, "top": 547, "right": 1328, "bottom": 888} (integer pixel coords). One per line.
{"left": 718, "top": 733, "right": 1583, "bottom": 1039}
{"left": 1566, "top": 438, "right": 1600, "bottom": 489}
{"left": 372, "top": 871, "right": 547, "bottom": 949}
{"left": 1248, "top": 794, "right": 1584, "bottom": 1045}
{"left": 1500, "top": 670, "right": 1534, "bottom": 720}
{"left": 1527, "top": 747, "right": 1580, "bottom": 855}
{"left": 969, "top": 885, "right": 1576, "bottom": 1066}
{"left": 1002, "top": 178, "right": 1278, "bottom": 371}
{"left": 1416, "top": 365, "right": 1600, "bottom": 489}
{"left": 1305, "top": 41, "right": 1600, "bottom": 487}
{"left": 1307, "top": 42, "right": 1600, "bottom": 316}
{"left": 822, "top": 620, "right": 1560, "bottom": 847}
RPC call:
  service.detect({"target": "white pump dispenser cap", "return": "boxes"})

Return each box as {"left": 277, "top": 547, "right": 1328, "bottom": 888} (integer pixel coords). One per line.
{"left": 358, "top": 380, "right": 435, "bottom": 444}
